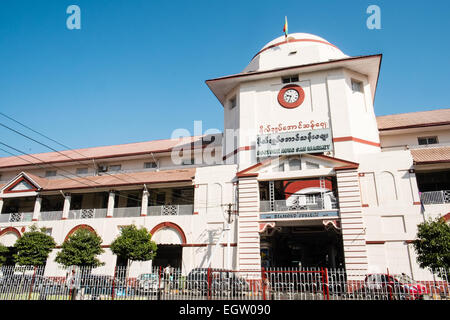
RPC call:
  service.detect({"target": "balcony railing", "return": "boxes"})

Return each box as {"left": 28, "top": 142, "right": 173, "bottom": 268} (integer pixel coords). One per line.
{"left": 147, "top": 204, "right": 194, "bottom": 216}
{"left": 0, "top": 212, "right": 33, "bottom": 223}
{"left": 40, "top": 211, "right": 63, "bottom": 221}
{"left": 420, "top": 190, "right": 450, "bottom": 205}
{"left": 69, "top": 208, "right": 108, "bottom": 220}
{"left": 260, "top": 198, "right": 338, "bottom": 212}
{"left": 113, "top": 207, "right": 141, "bottom": 218}
{"left": 0, "top": 204, "right": 196, "bottom": 223}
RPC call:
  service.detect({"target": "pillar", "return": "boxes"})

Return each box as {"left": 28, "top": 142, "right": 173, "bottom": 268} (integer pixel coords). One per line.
{"left": 0, "top": 198, "right": 3, "bottom": 214}
{"left": 237, "top": 176, "right": 261, "bottom": 272}
{"left": 336, "top": 168, "right": 368, "bottom": 279}
{"left": 107, "top": 190, "right": 115, "bottom": 218}
{"left": 62, "top": 193, "right": 71, "bottom": 220}
{"left": 140, "top": 189, "right": 149, "bottom": 216}
{"left": 32, "top": 196, "right": 42, "bottom": 221}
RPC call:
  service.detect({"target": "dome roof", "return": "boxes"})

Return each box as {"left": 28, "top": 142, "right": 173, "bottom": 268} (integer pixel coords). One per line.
{"left": 243, "top": 33, "right": 349, "bottom": 73}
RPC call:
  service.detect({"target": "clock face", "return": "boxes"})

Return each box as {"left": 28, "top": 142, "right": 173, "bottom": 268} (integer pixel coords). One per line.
{"left": 283, "top": 89, "right": 299, "bottom": 103}
{"left": 277, "top": 85, "right": 305, "bottom": 109}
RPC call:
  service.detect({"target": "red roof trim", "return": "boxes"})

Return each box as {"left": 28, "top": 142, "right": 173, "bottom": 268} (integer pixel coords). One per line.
{"left": 414, "top": 159, "right": 450, "bottom": 165}
{"left": 313, "top": 154, "right": 359, "bottom": 167}
{"left": 3, "top": 176, "right": 39, "bottom": 194}
{"left": 378, "top": 121, "right": 450, "bottom": 131}
{"left": 206, "top": 54, "right": 382, "bottom": 83}
{"left": 43, "top": 177, "right": 194, "bottom": 192}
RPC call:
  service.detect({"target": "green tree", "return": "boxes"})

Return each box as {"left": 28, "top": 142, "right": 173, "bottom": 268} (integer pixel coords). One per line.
{"left": 13, "top": 225, "right": 56, "bottom": 266}
{"left": 413, "top": 217, "right": 450, "bottom": 272}
{"left": 55, "top": 228, "right": 104, "bottom": 267}
{"left": 110, "top": 225, "right": 157, "bottom": 270}
{"left": 0, "top": 243, "right": 8, "bottom": 266}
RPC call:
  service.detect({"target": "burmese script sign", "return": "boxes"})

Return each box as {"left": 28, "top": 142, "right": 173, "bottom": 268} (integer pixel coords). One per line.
{"left": 260, "top": 210, "right": 339, "bottom": 220}
{"left": 256, "top": 128, "right": 333, "bottom": 157}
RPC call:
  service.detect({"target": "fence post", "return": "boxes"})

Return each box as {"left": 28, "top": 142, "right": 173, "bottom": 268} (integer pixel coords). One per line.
{"left": 111, "top": 266, "right": 117, "bottom": 300}
{"left": 207, "top": 268, "right": 211, "bottom": 300}
{"left": 324, "top": 268, "right": 330, "bottom": 300}
{"left": 28, "top": 266, "right": 37, "bottom": 300}
{"left": 387, "top": 268, "right": 393, "bottom": 300}
{"left": 262, "top": 267, "right": 267, "bottom": 300}
{"left": 157, "top": 266, "right": 162, "bottom": 300}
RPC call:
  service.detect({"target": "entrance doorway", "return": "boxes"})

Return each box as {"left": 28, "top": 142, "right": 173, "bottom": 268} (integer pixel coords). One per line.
{"left": 260, "top": 224, "right": 344, "bottom": 269}
{"left": 152, "top": 245, "right": 182, "bottom": 268}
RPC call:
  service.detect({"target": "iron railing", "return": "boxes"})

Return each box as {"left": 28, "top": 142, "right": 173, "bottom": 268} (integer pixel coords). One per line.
{"left": 147, "top": 204, "right": 194, "bottom": 216}
{"left": 39, "top": 211, "right": 63, "bottom": 221}
{"left": 260, "top": 198, "right": 338, "bottom": 212}
{"left": 0, "top": 212, "right": 33, "bottom": 223}
{"left": 420, "top": 190, "right": 450, "bottom": 205}
{"left": 69, "top": 209, "right": 108, "bottom": 220}
{"left": 0, "top": 266, "right": 447, "bottom": 301}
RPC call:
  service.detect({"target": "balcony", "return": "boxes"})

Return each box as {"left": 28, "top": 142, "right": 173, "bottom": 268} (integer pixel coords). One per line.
{"left": 260, "top": 197, "right": 338, "bottom": 212}
{"left": 69, "top": 208, "right": 108, "bottom": 220}
{"left": 39, "top": 211, "right": 63, "bottom": 221}
{"left": 147, "top": 204, "right": 194, "bottom": 216}
{"left": 0, "top": 204, "right": 196, "bottom": 223}
{"left": 0, "top": 212, "right": 33, "bottom": 223}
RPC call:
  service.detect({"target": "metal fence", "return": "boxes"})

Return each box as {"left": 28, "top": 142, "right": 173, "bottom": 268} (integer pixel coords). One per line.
{"left": 0, "top": 212, "right": 33, "bottom": 223}
{"left": 0, "top": 266, "right": 448, "bottom": 301}
{"left": 420, "top": 190, "right": 450, "bottom": 205}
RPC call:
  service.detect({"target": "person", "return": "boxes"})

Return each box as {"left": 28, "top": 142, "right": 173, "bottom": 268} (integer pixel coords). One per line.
{"left": 163, "top": 264, "right": 171, "bottom": 293}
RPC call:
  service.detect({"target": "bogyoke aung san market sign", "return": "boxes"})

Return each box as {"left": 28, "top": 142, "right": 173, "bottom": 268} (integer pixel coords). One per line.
{"left": 256, "top": 128, "right": 333, "bottom": 157}
{"left": 260, "top": 210, "right": 339, "bottom": 220}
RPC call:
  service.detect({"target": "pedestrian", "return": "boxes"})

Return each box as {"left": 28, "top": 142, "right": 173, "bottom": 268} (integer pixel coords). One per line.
{"left": 164, "top": 264, "right": 171, "bottom": 293}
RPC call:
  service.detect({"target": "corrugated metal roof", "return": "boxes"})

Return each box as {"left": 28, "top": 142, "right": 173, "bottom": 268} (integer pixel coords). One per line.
{"left": 411, "top": 146, "right": 450, "bottom": 164}
{"left": 377, "top": 108, "right": 450, "bottom": 131}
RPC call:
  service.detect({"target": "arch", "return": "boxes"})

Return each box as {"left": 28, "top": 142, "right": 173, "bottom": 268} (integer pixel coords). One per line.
{"left": 64, "top": 224, "right": 97, "bottom": 242}
{"left": 0, "top": 227, "right": 21, "bottom": 239}
{"left": 378, "top": 171, "right": 398, "bottom": 203}
{"left": 0, "top": 227, "right": 21, "bottom": 247}
{"left": 150, "top": 222, "right": 186, "bottom": 245}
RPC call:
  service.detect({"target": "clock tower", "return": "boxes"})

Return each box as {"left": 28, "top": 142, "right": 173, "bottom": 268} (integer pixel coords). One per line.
{"left": 207, "top": 32, "right": 382, "bottom": 170}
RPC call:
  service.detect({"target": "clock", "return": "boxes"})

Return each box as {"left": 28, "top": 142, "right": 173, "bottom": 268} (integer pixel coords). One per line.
{"left": 277, "top": 84, "right": 305, "bottom": 109}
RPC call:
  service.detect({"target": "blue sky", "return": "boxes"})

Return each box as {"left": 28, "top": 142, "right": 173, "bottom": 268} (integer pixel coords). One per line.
{"left": 0, "top": 0, "right": 449, "bottom": 156}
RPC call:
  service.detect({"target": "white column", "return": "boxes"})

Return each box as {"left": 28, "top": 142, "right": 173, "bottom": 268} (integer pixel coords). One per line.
{"left": 107, "top": 190, "right": 115, "bottom": 218}
{"left": 62, "top": 193, "right": 71, "bottom": 220}
{"left": 140, "top": 189, "right": 149, "bottom": 216}
{"left": 32, "top": 196, "right": 42, "bottom": 221}
{"left": 0, "top": 198, "right": 3, "bottom": 214}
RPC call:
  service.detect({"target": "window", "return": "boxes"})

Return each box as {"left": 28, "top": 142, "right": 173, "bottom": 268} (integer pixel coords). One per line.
{"left": 45, "top": 170, "right": 57, "bottom": 177}
{"left": 144, "top": 161, "right": 157, "bottom": 169}
{"left": 76, "top": 167, "right": 88, "bottom": 175}
{"left": 351, "top": 79, "right": 363, "bottom": 93}
{"left": 289, "top": 158, "right": 301, "bottom": 171}
{"left": 229, "top": 96, "right": 237, "bottom": 109}
{"left": 108, "top": 165, "right": 122, "bottom": 172}
{"left": 273, "top": 162, "right": 285, "bottom": 172}
{"left": 418, "top": 136, "right": 438, "bottom": 145}
{"left": 182, "top": 158, "right": 194, "bottom": 165}
{"left": 282, "top": 75, "right": 299, "bottom": 84}
{"left": 305, "top": 162, "right": 319, "bottom": 169}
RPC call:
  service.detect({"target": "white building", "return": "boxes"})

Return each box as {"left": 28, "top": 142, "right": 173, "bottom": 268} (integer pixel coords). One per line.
{"left": 1, "top": 32, "right": 449, "bottom": 279}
